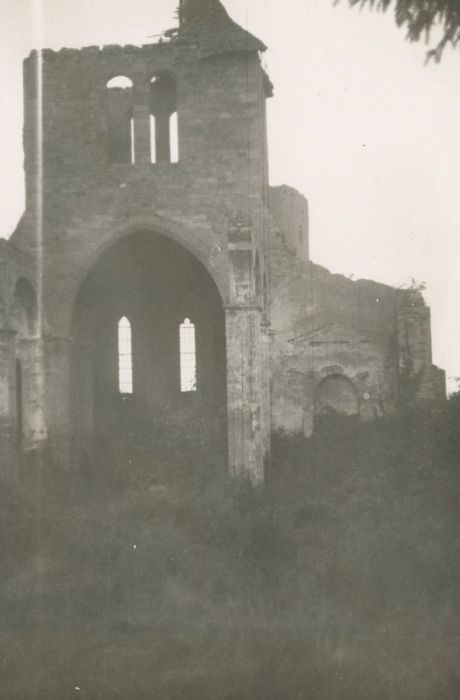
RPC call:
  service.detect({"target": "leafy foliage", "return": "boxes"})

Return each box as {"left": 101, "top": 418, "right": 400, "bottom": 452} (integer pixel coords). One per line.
{"left": 344, "top": 0, "right": 460, "bottom": 61}
{"left": 398, "top": 277, "right": 426, "bottom": 292}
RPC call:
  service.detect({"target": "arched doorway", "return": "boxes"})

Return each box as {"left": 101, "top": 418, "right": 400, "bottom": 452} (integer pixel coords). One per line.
{"left": 314, "top": 373, "right": 359, "bottom": 436}
{"left": 71, "top": 231, "right": 227, "bottom": 486}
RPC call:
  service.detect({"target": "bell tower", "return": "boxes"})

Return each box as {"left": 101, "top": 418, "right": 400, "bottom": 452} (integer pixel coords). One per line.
{"left": 12, "top": 0, "right": 273, "bottom": 481}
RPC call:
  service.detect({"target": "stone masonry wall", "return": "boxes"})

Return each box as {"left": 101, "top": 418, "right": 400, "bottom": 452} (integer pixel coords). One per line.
{"left": 269, "top": 185, "right": 309, "bottom": 261}
{"left": 17, "top": 44, "right": 270, "bottom": 335}
{"left": 268, "top": 228, "right": 443, "bottom": 436}
{"left": 10, "top": 36, "right": 272, "bottom": 478}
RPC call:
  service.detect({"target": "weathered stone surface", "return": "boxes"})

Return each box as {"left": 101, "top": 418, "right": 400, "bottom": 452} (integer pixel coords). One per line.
{"left": 0, "top": 0, "right": 445, "bottom": 482}
{"left": 178, "top": 0, "right": 267, "bottom": 57}
{"left": 269, "top": 185, "right": 309, "bottom": 261}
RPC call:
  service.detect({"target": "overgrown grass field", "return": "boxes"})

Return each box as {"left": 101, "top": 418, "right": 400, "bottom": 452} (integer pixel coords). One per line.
{"left": 1, "top": 401, "right": 459, "bottom": 699}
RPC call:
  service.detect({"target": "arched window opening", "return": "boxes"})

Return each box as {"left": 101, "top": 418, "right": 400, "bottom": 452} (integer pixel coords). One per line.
{"left": 315, "top": 374, "right": 359, "bottom": 418}
{"left": 149, "top": 115, "right": 156, "bottom": 164}
{"left": 314, "top": 373, "right": 359, "bottom": 437}
{"left": 106, "top": 76, "right": 134, "bottom": 164}
{"left": 179, "top": 319, "right": 196, "bottom": 393}
{"left": 150, "top": 73, "right": 178, "bottom": 163}
{"left": 170, "top": 112, "right": 179, "bottom": 163}
{"left": 118, "top": 317, "right": 133, "bottom": 394}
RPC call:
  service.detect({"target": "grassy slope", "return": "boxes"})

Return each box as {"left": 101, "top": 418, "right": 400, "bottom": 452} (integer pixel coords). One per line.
{"left": 1, "top": 403, "right": 460, "bottom": 699}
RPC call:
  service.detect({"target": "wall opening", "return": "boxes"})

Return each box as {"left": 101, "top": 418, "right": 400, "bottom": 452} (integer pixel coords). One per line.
{"left": 107, "top": 76, "right": 133, "bottom": 89}
{"left": 149, "top": 115, "right": 156, "bottom": 163}
{"left": 118, "top": 317, "right": 133, "bottom": 395}
{"left": 314, "top": 374, "right": 359, "bottom": 436}
{"left": 180, "top": 319, "right": 196, "bottom": 393}
{"left": 71, "top": 232, "right": 227, "bottom": 482}
{"left": 170, "top": 112, "right": 179, "bottom": 163}
{"left": 106, "top": 76, "right": 134, "bottom": 164}
{"left": 150, "top": 73, "right": 178, "bottom": 163}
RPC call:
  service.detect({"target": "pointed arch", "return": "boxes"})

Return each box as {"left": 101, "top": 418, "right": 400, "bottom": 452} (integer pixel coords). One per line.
{"left": 106, "top": 76, "right": 134, "bottom": 164}
{"left": 70, "top": 231, "right": 227, "bottom": 467}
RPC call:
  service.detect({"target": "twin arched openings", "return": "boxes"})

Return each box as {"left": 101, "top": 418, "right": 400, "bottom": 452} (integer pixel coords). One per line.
{"left": 106, "top": 74, "right": 178, "bottom": 165}
{"left": 117, "top": 316, "right": 196, "bottom": 396}
{"left": 71, "top": 231, "right": 227, "bottom": 464}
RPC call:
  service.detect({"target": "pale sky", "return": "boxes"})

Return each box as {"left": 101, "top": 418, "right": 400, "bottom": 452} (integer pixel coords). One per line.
{"left": 1, "top": 0, "right": 459, "bottom": 391}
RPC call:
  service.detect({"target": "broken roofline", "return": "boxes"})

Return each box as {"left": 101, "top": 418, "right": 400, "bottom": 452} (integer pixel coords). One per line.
{"left": 177, "top": 0, "right": 267, "bottom": 56}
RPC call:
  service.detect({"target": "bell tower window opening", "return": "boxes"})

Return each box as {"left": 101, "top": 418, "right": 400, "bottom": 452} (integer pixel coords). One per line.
{"left": 118, "top": 317, "right": 133, "bottom": 395}
{"left": 150, "top": 73, "right": 178, "bottom": 164}
{"left": 179, "top": 319, "right": 196, "bottom": 393}
{"left": 106, "top": 76, "right": 134, "bottom": 165}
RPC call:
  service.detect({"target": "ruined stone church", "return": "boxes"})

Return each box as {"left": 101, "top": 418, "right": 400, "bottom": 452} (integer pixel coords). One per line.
{"left": 0, "top": 0, "right": 445, "bottom": 482}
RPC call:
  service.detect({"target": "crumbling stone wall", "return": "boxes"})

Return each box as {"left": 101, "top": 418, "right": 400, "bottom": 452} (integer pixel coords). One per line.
{"left": 268, "top": 222, "right": 445, "bottom": 436}
{"left": 0, "top": 0, "right": 445, "bottom": 482}
{"left": 269, "top": 185, "right": 309, "bottom": 261}
{"left": 0, "top": 240, "right": 47, "bottom": 478}
{"left": 10, "top": 1, "right": 273, "bottom": 478}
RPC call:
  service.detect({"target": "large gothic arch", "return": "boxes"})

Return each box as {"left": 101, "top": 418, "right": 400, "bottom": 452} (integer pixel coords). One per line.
{"left": 55, "top": 215, "right": 229, "bottom": 340}
{"left": 70, "top": 229, "right": 228, "bottom": 485}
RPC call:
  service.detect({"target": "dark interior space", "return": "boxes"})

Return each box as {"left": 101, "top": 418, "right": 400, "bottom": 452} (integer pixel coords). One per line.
{"left": 314, "top": 373, "right": 360, "bottom": 438}
{"left": 71, "top": 231, "right": 227, "bottom": 488}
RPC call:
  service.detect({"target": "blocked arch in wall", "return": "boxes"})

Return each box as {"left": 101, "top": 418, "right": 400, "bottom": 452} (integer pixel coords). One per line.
{"left": 70, "top": 229, "right": 228, "bottom": 483}
{"left": 314, "top": 373, "right": 360, "bottom": 433}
